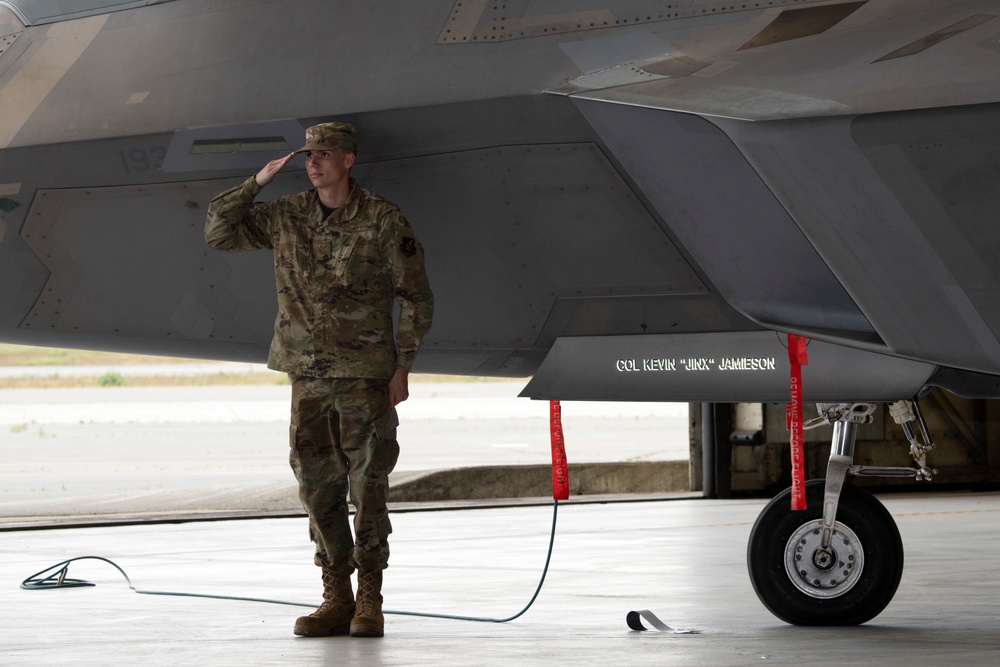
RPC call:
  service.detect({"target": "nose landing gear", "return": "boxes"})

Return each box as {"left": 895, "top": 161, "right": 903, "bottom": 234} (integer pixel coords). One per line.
{"left": 747, "top": 399, "right": 932, "bottom": 625}
{"left": 748, "top": 479, "right": 903, "bottom": 625}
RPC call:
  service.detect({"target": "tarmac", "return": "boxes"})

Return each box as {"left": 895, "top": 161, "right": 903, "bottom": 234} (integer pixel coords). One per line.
{"left": 0, "top": 374, "right": 690, "bottom": 525}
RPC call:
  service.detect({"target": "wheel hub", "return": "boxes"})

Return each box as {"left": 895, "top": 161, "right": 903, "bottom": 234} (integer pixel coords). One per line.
{"left": 784, "top": 521, "right": 864, "bottom": 599}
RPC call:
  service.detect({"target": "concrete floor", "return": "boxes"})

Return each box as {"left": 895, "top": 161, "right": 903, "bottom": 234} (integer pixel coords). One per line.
{"left": 4, "top": 491, "right": 1000, "bottom": 666}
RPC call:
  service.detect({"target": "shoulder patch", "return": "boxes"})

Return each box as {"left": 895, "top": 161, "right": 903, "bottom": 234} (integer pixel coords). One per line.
{"left": 400, "top": 237, "right": 417, "bottom": 257}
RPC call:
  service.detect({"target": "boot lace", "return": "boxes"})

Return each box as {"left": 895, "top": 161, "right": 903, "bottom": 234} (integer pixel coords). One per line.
{"left": 357, "top": 572, "right": 379, "bottom": 616}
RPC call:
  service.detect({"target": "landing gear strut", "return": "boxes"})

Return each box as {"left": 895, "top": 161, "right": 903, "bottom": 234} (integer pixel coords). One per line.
{"left": 747, "top": 399, "right": 935, "bottom": 625}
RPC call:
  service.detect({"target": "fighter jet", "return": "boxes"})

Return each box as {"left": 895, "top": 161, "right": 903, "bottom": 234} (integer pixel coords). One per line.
{"left": 1, "top": 0, "right": 999, "bottom": 625}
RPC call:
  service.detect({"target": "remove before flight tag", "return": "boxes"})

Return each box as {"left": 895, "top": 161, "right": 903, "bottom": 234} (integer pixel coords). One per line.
{"left": 786, "top": 334, "right": 809, "bottom": 511}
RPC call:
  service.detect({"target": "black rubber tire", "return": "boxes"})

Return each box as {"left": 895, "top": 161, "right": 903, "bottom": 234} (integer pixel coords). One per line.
{"left": 747, "top": 479, "right": 903, "bottom": 625}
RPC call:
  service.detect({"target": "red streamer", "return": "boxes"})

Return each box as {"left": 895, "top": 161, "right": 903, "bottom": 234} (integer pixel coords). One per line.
{"left": 787, "top": 334, "right": 808, "bottom": 511}
{"left": 549, "top": 401, "right": 570, "bottom": 501}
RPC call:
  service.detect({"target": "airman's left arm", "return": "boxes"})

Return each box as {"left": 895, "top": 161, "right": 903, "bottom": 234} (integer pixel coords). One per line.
{"left": 380, "top": 208, "right": 433, "bottom": 404}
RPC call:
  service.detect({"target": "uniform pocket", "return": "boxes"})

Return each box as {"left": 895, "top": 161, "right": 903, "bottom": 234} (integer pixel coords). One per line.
{"left": 336, "top": 223, "right": 378, "bottom": 283}
{"left": 374, "top": 406, "right": 399, "bottom": 442}
{"left": 314, "top": 231, "right": 362, "bottom": 283}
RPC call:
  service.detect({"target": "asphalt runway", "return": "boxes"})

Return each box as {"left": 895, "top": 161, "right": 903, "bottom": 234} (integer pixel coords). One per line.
{"left": 0, "top": 375, "right": 689, "bottom": 519}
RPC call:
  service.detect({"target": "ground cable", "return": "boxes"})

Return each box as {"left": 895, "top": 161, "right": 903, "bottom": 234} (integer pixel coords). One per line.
{"left": 20, "top": 499, "right": 560, "bottom": 624}
{"left": 21, "top": 400, "right": 571, "bottom": 624}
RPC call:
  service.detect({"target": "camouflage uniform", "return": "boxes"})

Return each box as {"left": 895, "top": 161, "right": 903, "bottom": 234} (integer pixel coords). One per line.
{"left": 204, "top": 175, "right": 432, "bottom": 380}
{"left": 204, "top": 153, "right": 433, "bottom": 576}
{"left": 289, "top": 375, "right": 399, "bottom": 574}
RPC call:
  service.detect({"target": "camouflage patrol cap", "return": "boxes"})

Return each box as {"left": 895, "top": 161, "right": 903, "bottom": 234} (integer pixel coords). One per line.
{"left": 295, "top": 122, "right": 358, "bottom": 154}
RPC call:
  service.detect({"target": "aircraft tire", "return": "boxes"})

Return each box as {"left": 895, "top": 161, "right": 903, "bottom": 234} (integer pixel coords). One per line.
{"left": 747, "top": 479, "right": 903, "bottom": 625}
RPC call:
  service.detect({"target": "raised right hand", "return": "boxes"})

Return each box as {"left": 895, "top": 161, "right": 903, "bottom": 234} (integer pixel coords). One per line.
{"left": 254, "top": 152, "right": 296, "bottom": 187}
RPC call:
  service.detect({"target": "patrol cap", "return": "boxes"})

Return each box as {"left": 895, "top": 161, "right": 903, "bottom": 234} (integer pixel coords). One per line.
{"left": 295, "top": 122, "right": 358, "bottom": 154}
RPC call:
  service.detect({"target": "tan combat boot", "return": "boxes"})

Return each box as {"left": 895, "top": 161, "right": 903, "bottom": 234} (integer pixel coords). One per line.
{"left": 293, "top": 567, "right": 355, "bottom": 637}
{"left": 350, "top": 569, "right": 384, "bottom": 637}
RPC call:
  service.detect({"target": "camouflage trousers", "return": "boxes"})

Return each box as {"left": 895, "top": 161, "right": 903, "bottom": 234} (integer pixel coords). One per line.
{"left": 288, "top": 374, "right": 400, "bottom": 575}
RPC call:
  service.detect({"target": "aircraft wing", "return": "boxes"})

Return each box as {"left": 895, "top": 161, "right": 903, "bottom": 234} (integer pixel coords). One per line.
{"left": 0, "top": 0, "right": 999, "bottom": 402}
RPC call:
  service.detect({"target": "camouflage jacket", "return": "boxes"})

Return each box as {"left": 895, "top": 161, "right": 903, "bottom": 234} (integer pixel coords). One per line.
{"left": 204, "top": 176, "right": 433, "bottom": 379}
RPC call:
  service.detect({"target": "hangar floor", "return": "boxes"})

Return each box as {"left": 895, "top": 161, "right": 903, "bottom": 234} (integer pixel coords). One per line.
{"left": 3, "top": 492, "right": 1000, "bottom": 666}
